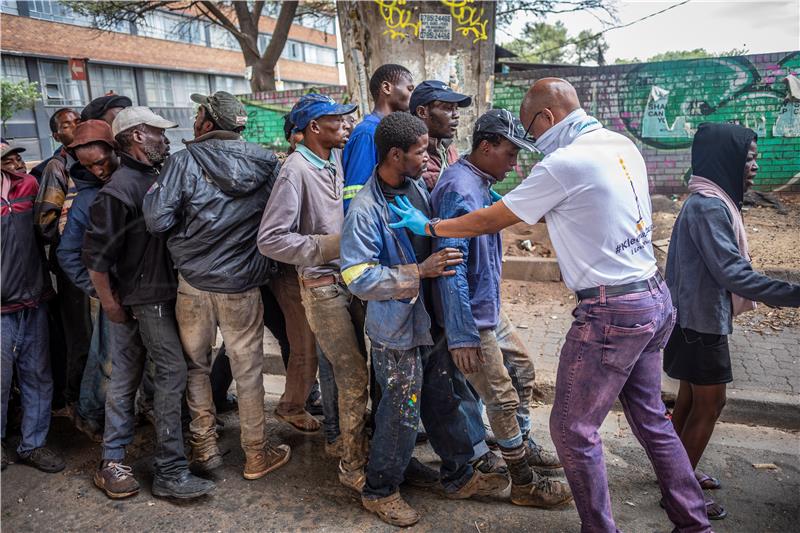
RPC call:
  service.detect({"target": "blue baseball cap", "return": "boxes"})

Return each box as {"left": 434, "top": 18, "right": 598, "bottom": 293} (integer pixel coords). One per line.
{"left": 410, "top": 80, "right": 472, "bottom": 116}
{"left": 289, "top": 94, "right": 358, "bottom": 132}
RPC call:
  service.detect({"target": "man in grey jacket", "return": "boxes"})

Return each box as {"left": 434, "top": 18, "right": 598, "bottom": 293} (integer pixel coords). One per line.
{"left": 144, "top": 91, "right": 290, "bottom": 481}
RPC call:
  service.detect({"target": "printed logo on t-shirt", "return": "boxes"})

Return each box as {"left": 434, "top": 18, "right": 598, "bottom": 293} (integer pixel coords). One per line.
{"left": 614, "top": 155, "right": 653, "bottom": 256}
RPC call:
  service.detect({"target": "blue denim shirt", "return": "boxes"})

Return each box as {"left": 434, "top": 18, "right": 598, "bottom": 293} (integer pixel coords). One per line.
{"left": 666, "top": 194, "right": 800, "bottom": 335}
{"left": 340, "top": 171, "right": 433, "bottom": 350}
{"left": 431, "top": 158, "right": 502, "bottom": 349}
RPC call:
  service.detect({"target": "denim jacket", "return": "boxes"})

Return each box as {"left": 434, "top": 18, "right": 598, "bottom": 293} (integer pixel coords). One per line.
{"left": 431, "top": 158, "right": 502, "bottom": 349}
{"left": 340, "top": 171, "right": 433, "bottom": 350}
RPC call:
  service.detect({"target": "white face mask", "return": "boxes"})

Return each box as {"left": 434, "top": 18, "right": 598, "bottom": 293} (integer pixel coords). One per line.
{"left": 533, "top": 108, "right": 603, "bottom": 155}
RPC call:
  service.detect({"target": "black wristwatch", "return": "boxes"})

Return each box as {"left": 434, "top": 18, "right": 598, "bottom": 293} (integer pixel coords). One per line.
{"left": 427, "top": 218, "right": 442, "bottom": 237}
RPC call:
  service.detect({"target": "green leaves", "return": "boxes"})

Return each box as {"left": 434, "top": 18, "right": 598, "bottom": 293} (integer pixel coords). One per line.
{"left": 1, "top": 79, "right": 41, "bottom": 126}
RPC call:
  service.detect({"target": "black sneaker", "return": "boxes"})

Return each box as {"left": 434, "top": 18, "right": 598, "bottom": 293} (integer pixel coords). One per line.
{"left": 470, "top": 450, "right": 508, "bottom": 476}
{"left": 17, "top": 446, "right": 65, "bottom": 473}
{"left": 403, "top": 457, "right": 439, "bottom": 488}
{"left": 152, "top": 470, "right": 215, "bottom": 500}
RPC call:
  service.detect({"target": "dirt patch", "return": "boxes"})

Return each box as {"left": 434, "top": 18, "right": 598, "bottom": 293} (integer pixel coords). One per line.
{"left": 502, "top": 222, "right": 554, "bottom": 258}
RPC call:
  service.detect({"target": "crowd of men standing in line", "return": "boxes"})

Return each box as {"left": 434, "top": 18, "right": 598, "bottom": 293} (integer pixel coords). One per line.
{"left": 2, "top": 61, "right": 799, "bottom": 532}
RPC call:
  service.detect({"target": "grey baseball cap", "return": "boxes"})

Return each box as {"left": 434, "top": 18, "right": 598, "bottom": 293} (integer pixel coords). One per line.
{"left": 191, "top": 91, "right": 248, "bottom": 131}
{"left": 112, "top": 106, "right": 178, "bottom": 137}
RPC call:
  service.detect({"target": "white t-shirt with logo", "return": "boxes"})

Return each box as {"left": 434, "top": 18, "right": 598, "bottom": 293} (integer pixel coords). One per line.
{"left": 502, "top": 128, "right": 658, "bottom": 291}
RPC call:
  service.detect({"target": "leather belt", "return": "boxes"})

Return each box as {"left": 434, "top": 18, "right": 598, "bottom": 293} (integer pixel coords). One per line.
{"left": 576, "top": 272, "right": 664, "bottom": 301}
{"left": 300, "top": 274, "right": 338, "bottom": 289}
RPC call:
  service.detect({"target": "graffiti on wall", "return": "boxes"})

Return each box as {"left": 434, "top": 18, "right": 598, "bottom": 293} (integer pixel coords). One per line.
{"left": 621, "top": 52, "right": 800, "bottom": 148}
{"left": 374, "top": 0, "right": 489, "bottom": 42}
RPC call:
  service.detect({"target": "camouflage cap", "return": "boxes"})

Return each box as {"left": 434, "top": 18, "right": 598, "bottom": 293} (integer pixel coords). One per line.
{"left": 191, "top": 91, "right": 248, "bottom": 132}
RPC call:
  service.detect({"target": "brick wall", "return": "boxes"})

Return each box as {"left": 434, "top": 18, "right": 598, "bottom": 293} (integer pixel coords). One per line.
{"left": 240, "top": 86, "right": 350, "bottom": 149}
{"left": 493, "top": 51, "right": 800, "bottom": 194}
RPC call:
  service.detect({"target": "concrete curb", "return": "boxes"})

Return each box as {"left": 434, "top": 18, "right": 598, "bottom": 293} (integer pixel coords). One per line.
{"left": 264, "top": 352, "right": 799, "bottom": 431}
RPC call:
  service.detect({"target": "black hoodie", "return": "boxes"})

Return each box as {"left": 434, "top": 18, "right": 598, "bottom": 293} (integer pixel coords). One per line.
{"left": 690, "top": 122, "right": 757, "bottom": 210}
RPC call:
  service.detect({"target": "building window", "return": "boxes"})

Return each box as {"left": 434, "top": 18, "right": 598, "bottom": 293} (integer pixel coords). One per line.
{"left": 258, "top": 33, "right": 271, "bottom": 55}
{"left": 210, "top": 25, "right": 239, "bottom": 50}
{"left": 28, "top": 0, "right": 93, "bottom": 27}
{"left": 88, "top": 65, "right": 138, "bottom": 104}
{"left": 214, "top": 76, "right": 250, "bottom": 95}
{"left": 38, "top": 60, "right": 88, "bottom": 107}
{"left": 138, "top": 12, "right": 205, "bottom": 45}
{"left": 1, "top": 55, "right": 29, "bottom": 83}
{"left": 303, "top": 44, "right": 337, "bottom": 66}
{"left": 282, "top": 40, "right": 304, "bottom": 61}
{"left": 143, "top": 69, "right": 209, "bottom": 107}
{"left": 0, "top": 1, "right": 18, "bottom": 15}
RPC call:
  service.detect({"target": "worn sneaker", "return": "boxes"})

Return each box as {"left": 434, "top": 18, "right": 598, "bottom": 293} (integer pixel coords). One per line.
{"left": 511, "top": 476, "right": 573, "bottom": 507}
{"left": 362, "top": 492, "right": 420, "bottom": 527}
{"left": 324, "top": 438, "right": 343, "bottom": 458}
{"left": 94, "top": 461, "right": 140, "bottom": 499}
{"left": 74, "top": 414, "right": 103, "bottom": 443}
{"left": 527, "top": 441, "right": 562, "bottom": 472}
{"left": 152, "top": 470, "right": 215, "bottom": 500}
{"left": 470, "top": 450, "right": 508, "bottom": 475}
{"left": 403, "top": 457, "right": 439, "bottom": 488}
{"left": 445, "top": 469, "right": 509, "bottom": 499}
{"left": 243, "top": 444, "right": 291, "bottom": 480}
{"left": 338, "top": 461, "right": 366, "bottom": 492}
{"left": 190, "top": 435, "right": 223, "bottom": 473}
{"left": 17, "top": 446, "right": 65, "bottom": 473}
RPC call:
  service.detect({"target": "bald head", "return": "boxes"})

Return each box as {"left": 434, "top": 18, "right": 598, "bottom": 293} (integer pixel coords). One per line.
{"left": 520, "top": 78, "right": 581, "bottom": 139}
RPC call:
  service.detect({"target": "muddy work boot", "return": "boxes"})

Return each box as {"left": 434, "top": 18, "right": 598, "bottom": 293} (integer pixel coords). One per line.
{"left": 338, "top": 461, "right": 367, "bottom": 492}
{"left": 511, "top": 475, "right": 573, "bottom": 507}
{"left": 153, "top": 470, "right": 216, "bottom": 500}
{"left": 527, "top": 440, "right": 562, "bottom": 473}
{"left": 445, "top": 469, "right": 510, "bottom": 499}
{"left": 94, "top": 460, "right": 140, "bottom": 499}
{"left": 190, "top": 434, "right": 223, "bottom": 473}
{"left": 17, "top": 446, "right": 65, "bottom": 473}
{"left": 362, "top": 492, "right": 420, "bottom": 527}
{"left": 243, "top": 444, "right": 291, "bottom": 480}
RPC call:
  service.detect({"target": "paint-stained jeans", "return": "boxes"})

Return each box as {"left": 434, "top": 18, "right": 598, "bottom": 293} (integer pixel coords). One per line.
{"left": 550, "top": 281, "right": 709, "bottom": 533}
{"left": 300, "top": 282, "right": 368, "bottom": 472}
{"left": 1, "top": 304, "right": 52, "bottom": 454}
{"left": 176, "top": 276, "right": 266, "bottom": 455}
{"left": 102, "top": 301, "right": 189, "bottom": 478}
{"left": 270, "top": 271, "right": 318, "bottom": 416}
{"left": 364, "top": 335, "right": 474, "bottom": 499}
{"left": 464, "top": 328, "right": 523, "bottom": 449}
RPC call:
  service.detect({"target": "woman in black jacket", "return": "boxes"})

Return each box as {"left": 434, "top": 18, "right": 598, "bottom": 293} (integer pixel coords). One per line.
{"left": 663, "top": 123, "right": 800, "bottom": 520}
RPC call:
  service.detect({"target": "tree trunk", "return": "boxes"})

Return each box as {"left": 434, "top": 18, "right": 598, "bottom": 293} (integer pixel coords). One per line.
{"left": 248, "top": 0, "right": 299, "bottom": 92}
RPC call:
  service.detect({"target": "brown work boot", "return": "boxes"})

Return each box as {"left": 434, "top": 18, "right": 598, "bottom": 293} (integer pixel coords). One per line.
{"left": 190, "top": 435, "right": 223, "bottom": 473}
{"left": 338, "top": 460, "right": 366, "bottom": 492}
{"left": 94, "top": 460, "right": 140, "bottom": 499}
{"left": 243, "top": 444, "right": 291, "bottom": 480}
{"left": 527, "top": 441, "right": 562, "bottom": 472}
{"left": 445, "top": 469, "right": 510, "bottom": 499}
{"left": 511, "top": 476, "right": 573, "bottom": 507}
{"left": 362, "top": 492, "right": 420, "bottom": 527}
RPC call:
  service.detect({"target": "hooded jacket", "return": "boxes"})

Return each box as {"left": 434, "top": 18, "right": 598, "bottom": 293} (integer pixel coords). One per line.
{"left": 56, "top": 164, "right": 106, "bottom": 296}
{"left": 666, "top": 123, "right": 800, "bottom": 334}
{"left": 143, "top": 131, "right": 279, "bottom": 293}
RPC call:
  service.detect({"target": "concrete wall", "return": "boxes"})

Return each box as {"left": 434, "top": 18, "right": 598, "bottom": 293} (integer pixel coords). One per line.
{"left": 493, "top": 51, "right": 800, "bottom": 194}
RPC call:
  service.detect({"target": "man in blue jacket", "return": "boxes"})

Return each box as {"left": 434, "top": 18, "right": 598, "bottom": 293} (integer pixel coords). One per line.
{"left": 431, "top": 109, "right": 571, "bottom": 508}
{"left": 342, "top": 64, "right": 414, "bottom": 212}
{"left": 341, "top": 112, "right": 509, "bottom": 526}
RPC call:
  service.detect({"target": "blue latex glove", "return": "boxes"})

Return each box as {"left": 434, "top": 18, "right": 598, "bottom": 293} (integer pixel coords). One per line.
{"left": 388, "top": 195, "right": 431, "bottom": 236}
{"left": 489, "top": 188, "right": 503, "bottom": 204}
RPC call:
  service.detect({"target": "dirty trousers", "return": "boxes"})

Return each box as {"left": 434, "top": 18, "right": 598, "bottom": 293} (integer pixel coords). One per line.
{"left": 464, "top": 328, "right": 523, "bottom": 449}
{"left": 300, "top": 282, "right": 368, "bottom": 471}
{"left": 176, "top": 276, "right": 266, "bottom": 454}
{"left": 269, "top": 271, "right": 317, "bottom": 416}
{"left": 497, "top": 310, "right": 536, "bottom": 438}
{"left": 550, "top": 281, "right": 709, "bottom": 533}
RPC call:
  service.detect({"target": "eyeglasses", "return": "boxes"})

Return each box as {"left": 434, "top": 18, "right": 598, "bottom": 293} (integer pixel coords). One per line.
{"left": 523, "top": 109, "right": 547, "bottom": 143}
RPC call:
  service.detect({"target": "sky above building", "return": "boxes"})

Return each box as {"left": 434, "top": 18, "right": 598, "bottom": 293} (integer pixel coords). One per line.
{"left": 497, "top": 0, "right": 800, "bottom": 62}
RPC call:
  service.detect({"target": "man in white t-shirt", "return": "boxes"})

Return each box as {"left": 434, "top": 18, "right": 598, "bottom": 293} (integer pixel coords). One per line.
{"left": 388, "top": 79, "right": 710, "bottom": 532}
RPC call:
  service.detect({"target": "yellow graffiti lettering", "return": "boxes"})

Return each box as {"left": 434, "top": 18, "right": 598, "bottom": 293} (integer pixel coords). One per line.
{"left": 441, "top": 0, "right": 489, "bottom": 43}
{"left": 374, "top": 0, "right": 421, "bottom": 40}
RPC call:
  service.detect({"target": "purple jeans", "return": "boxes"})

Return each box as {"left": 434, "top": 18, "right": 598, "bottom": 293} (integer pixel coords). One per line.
{"left": 550, "top": 280, "right": 710, "bottom": 533}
